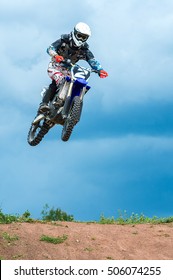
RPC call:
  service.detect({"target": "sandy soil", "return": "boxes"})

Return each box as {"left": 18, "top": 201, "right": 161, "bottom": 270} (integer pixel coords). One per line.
{"left": 0, "top": 221, "right": 173, "bottom": 260}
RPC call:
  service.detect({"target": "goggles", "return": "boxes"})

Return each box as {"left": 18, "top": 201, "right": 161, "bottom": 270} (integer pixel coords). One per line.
{"left": 74, "top": 31, "right": 89, "bottom": 42}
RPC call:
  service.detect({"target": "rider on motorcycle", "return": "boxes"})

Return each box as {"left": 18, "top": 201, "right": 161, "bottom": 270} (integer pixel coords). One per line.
{"left": 39, "top": 22, "right": 108, "bottom": 113}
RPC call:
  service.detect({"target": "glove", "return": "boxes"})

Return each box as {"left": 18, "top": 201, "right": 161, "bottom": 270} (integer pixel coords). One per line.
{"left": 54, "top": 55, "right": 64, "bottom": 63}
{"left": 99, "top": 69, "right": 108, "bottom": 78}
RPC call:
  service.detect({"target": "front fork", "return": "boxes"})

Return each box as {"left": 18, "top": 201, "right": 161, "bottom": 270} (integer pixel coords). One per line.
{"left": 62, "top": 82, "right": 87, "bottom": 117}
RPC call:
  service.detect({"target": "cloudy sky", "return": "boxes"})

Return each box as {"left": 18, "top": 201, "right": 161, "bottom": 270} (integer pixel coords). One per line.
{"left": 0, "top": 0, "right": 173, "bottom": 221}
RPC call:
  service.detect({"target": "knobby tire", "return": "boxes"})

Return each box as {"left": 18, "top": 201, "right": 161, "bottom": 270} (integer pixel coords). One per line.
{"left": 27, "top": 119, "right": 50, "bottom": 146}
{"left": 61, "top": 96, "right": 82, "bottom": 142}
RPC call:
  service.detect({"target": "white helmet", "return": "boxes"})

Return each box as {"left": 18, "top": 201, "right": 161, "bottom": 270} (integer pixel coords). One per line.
{"left": 71, "top": 22, "right": 91, "bottom": 47}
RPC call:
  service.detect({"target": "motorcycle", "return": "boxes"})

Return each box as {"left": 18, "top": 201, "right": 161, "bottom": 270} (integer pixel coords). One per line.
{"left": 27, "top": 60, "right": 97, "bottom": 145}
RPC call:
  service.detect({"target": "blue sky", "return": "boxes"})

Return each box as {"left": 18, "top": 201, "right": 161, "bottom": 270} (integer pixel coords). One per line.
{"left": 0, "top": 0, "right": 173, "bottom": 221}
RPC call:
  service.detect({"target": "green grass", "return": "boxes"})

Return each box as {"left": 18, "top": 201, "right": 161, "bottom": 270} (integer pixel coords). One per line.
{"left": 0, "top": 209, "right": 34, "bottom": 224}
{"left": 0, "top": 207, "right": 173, "bottom": 225}
{"left": 40, "top": 234, "right": 68, "bottom": 244}
{"left": 99, "top": 211, "right": 173, "bottom": 225}
{"left": 2, "top": 232, "right": 19, "bottom": 242}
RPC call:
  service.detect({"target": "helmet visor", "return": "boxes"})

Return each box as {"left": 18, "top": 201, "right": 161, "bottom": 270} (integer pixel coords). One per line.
{"left": 74, "top": 30, "right": 89, "bottom": 42}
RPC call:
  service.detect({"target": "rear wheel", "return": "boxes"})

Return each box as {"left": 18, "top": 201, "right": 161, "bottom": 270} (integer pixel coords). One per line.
{"left": 27, "top": 117, "right": 51, "bottom": 146}
{"left": 61, "top": 96, "right": 82, "bottom": 142}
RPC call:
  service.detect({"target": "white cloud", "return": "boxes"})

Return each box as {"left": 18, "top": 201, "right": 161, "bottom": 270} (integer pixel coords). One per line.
{"left": 0, "top": 0, "right": 97, "bottom": 105}
{"left": 3, "top": 0, "right": 173, "bottom": 109}
{"left": 84, "top": 0, "right": 173, "bottom": 109}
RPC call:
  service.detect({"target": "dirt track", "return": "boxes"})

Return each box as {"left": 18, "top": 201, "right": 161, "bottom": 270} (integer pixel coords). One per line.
{"left": 0, "top": 221, "right": 173, "bottom": 260}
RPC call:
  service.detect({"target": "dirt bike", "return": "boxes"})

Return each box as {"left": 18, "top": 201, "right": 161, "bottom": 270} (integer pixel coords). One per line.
{"left": 27, "top": 60, "right": 97, "bottom": 146}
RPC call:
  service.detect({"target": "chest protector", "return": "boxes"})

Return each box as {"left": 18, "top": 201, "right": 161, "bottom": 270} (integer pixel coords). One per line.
{"left": 57, "top": 41, "right": 87, "bottom": 64}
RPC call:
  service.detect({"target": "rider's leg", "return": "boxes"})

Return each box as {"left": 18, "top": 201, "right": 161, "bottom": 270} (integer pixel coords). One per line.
{"left": 42, "top": 80, "right": 57, "bottom": 103}
{"left": 38, "top": 62, "right": 63, "bottom": 113}
{"left": 38, "top": 80, "right": 57, "bottom": 113}
{"left": 49, "top": 80, "right": 57, "bottom": 101}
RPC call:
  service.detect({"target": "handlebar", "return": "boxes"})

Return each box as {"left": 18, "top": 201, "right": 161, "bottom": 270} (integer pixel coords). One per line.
{"left": 60, "top": 59, "right": 99, "bottom": 74}
{"left": 60, "top": 59, "right": 73, "bottom": 68}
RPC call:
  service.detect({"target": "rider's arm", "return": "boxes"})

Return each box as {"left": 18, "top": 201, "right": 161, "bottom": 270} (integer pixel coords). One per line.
{"left": 85, "top": 48, "right": 108, "bottom": 78}
{"left": 47, "top": 45, "right": 57, "bottom": 57}
{"left": 47, "top": 38, "right": 62, "bottom": 57}
{"left": 88, "top": 58, "right": 103, "bottom": 71}
{"left": 85, "top": 48, "right": 103, "bottom": 71}
{"left": 47, "top": 34, "right": 69, "bottom": 58}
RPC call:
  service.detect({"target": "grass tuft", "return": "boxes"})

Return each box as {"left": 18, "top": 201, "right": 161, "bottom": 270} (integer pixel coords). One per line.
{"left": 0, "top": 209, "right": 34, "bottom": 224}
{"left": 40, "top": 234, "right": 68, "bottom": 244}
{"left": 99, "top": 210, "right": 173, "bottom": 225}
{"left": 2, "top": 232, "right": 19, "bottom": 242}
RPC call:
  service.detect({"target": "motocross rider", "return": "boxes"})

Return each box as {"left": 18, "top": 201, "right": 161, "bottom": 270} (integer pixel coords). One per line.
{"left": 39, "top": 22, "right": 108, "bottom": 113}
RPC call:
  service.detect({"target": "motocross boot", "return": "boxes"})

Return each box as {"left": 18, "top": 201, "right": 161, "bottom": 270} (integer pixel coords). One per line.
{"left": 38, "top": 102, "right": 50, "bottom": 113}
{"left": 38, "top": 81, "right": 57, "bottom": 113}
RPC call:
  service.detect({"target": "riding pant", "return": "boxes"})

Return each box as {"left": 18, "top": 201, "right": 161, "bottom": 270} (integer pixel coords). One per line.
{"left": 47, "top": 61, "right": 70, "bottom": 84}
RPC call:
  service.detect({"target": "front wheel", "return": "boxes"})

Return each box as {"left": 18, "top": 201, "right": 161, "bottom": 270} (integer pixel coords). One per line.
{"left": 27, "top": 116, "right": 51, "bottom": 146}
{"left": 61, "top": 96, "right": 82, "bottom": 142}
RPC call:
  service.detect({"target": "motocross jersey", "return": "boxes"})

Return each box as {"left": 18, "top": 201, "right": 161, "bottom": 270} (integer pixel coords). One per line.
{"left": 47, "top": 34, "right": 103, "bottom": 71}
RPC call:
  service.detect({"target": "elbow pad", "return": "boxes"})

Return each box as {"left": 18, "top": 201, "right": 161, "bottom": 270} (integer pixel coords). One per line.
{"left": 47, "top": 45, "right": 57, "bottom": 57}
{"left": 88, "top": 58, "right": 103, "bottom": 71}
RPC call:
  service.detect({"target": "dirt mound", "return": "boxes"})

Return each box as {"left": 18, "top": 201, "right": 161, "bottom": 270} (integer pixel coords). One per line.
{"left": 0, "top": 221, "right": 173, "bottom": 260}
